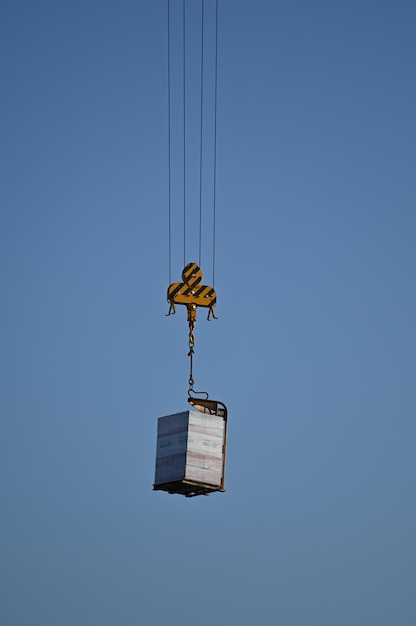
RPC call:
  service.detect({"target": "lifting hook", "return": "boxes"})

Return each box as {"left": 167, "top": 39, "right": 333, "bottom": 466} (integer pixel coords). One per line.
{"left": 166, "top": 263, "right": 217, "bottom": 396}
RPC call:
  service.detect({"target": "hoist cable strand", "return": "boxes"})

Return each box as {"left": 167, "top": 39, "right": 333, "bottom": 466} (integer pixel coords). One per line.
{"left": 183, "top": 0, "right": 186, "bottom": 267}
{"left": 199, "top": 0, "right": 204, "bottom": 268}
{"left": 167, "top": 0, "right": 172, "bottom": 284}
{"left": 212, "top": 0, "right": 219, "bottom": 287}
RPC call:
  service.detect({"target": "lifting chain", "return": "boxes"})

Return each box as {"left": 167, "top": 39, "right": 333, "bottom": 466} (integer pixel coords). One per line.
{"left": 188, "top": 320, "right": 195, "bottom": 393}
{"left": 187, "top": 319, "right": 209, "bottom": 399}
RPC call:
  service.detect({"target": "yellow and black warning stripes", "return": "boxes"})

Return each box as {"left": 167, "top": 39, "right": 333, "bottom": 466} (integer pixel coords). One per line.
{"left": 182, "top": 262, "right": 202, "bottom": 288}
{"left": 167, "top": 263, "right": 216, "bottom": 310}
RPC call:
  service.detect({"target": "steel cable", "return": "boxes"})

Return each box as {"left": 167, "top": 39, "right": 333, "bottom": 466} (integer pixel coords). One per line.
{"left": 183, "top": 0, "right": 186, "bottom": 267}
{"left": 167, "top": 0, "right": 172, "bottom": 284}
{"left": 212, "top": 0, "right": 218, "bottom": 287}
{"left": 199, "top": 0, "right": 205, "bottom": 268}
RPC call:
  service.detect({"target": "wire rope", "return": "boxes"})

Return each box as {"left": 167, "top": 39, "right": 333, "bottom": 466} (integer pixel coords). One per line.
{"left": 198, "top": 0, "right": 205, "bottom": 268}
{"left": 183, "top": 0, "right": 186, "bottom": 267}
{"left": 212, "top": 0, "right": 219, "bottom": 287}
{"left": 167, "top": 0, "right": 218, "bottom": 281}
{"left": 167, "top": 0, "right": 172, "bottom": 284}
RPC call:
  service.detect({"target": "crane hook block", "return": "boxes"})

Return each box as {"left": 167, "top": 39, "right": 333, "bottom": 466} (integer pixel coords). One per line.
{"left": 167, "top": 263, "right": 217, "bottom": 322}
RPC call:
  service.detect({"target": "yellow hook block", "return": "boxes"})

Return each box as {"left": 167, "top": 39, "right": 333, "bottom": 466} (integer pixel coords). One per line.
{"left": 167, "top": 263, "right": 217, "bottom": 321}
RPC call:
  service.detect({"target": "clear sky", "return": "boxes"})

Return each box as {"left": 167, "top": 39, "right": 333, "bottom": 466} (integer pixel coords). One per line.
{"left": 1, "top": 1, "right": 415, "bottom": 624}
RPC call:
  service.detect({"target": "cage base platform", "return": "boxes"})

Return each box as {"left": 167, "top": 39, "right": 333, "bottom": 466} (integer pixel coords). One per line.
{"left": 153, "top": 479, "right": 225, "bottom": 498}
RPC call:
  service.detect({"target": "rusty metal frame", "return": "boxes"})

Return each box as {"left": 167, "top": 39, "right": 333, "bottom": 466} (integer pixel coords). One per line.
{"left": 188, "top": 397, "right": 228, "bottom": 493}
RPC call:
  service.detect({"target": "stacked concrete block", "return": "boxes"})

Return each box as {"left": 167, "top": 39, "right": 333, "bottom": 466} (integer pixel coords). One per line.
{"left": 154, "top": 410, "right": 225, "bottom": 489}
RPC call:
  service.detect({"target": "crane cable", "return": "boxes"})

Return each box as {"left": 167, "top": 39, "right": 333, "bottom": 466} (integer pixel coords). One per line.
{"left": 167, "top": 0, "right": 172, "bottom": 285}
{"left": 198, "top": 0, "right": 204, "bottom": 269}
{"left": 167, "top": 0, "right": 219, "bottom": 395}
{"left": 183, "top": 0, "right": 186, "bottom": 268}
{"left": 167, "top": 0, "right": 218, "bottom": 286}
{"left": 212, "top": 0, "right": 218, "bottom": 288}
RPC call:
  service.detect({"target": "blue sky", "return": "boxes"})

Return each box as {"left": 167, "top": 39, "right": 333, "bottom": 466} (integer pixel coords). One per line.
{"left": 1, "top": 1, "right": 415, "bottom": 624}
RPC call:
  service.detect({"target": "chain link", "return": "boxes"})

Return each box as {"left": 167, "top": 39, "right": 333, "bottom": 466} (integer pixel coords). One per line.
{"left": 187, "top": 318, "right": 210, "bottom": 400}
{"left": 188, "top": 321, "right": 195, "bottom": 392}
